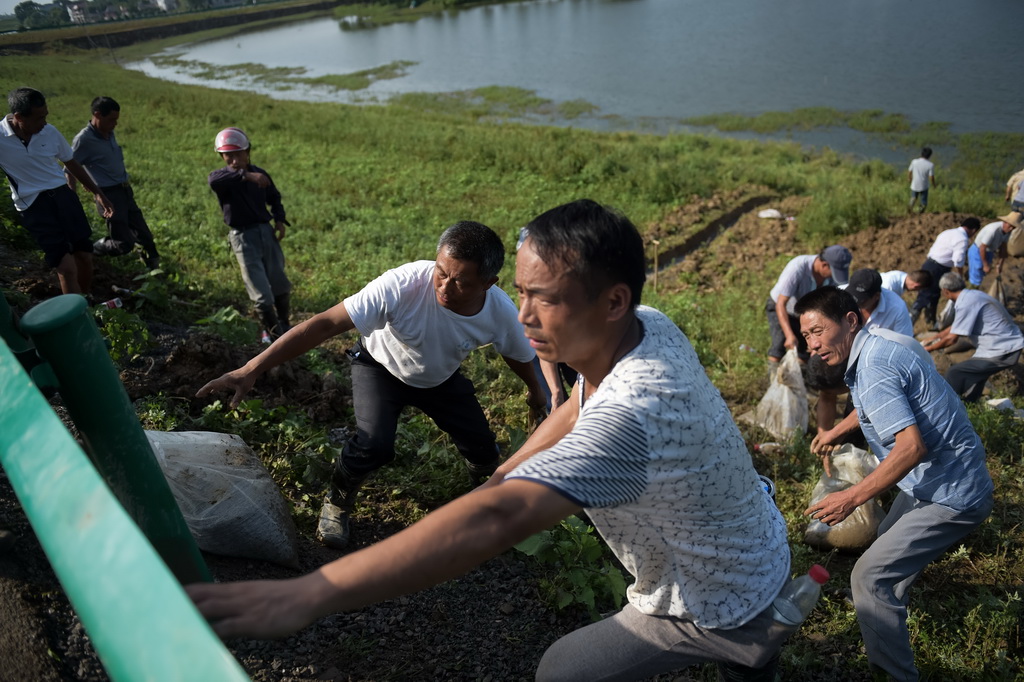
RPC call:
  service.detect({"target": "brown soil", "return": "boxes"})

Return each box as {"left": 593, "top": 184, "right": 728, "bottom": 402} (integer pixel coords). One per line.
{"left": 2, "top": 198, "right": 1021, "bottom": 682}
{"left": 660, "top": 200, "right": 1024, "bottom": 391}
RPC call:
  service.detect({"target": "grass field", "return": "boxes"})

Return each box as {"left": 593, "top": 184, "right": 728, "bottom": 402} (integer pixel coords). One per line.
{"left": 1, "top": 48, "right": 1021, "bottom": 681}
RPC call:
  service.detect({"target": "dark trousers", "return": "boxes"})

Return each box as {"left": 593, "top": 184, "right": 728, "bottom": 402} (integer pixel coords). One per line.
{"left": 96, "top": 184, "right": 159, "bottom": 258}
{"left": 945, "top": 350, "right": 1021, "bottom": 402}
{"left": 765, "top": 297, "right": 808, "bottom": 360}
{"left": 912, "top": 258, "right": 950, "bottom": 320}
{"left": 343, "top": 346, "right": 498, "bottom": 477}
{"left": 20, "top": 185, "right": 93, "bottom": 267}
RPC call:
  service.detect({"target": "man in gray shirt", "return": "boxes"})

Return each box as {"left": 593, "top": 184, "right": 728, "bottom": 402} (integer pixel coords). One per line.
{"left": 923, "top": 272, "right": 1024, "bottom": 401}
{"left": 70, "top": 96, "right": 161, "bottom": 270}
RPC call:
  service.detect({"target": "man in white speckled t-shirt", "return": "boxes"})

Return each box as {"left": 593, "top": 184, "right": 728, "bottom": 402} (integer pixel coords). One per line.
{"left": 188, "top": 200, "right": 792, "bottom": 681}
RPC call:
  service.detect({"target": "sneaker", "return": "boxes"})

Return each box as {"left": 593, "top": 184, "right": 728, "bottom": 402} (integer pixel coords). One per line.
{"left": 316, "top": 498, "right": 351, "bottom": 549}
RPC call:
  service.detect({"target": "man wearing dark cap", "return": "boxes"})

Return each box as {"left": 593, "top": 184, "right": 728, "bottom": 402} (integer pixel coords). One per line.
{"left": 846, "top": 268, "right": 913, "bottom": 337}
{"left": 912, "top": 218, "right": 980, "bottom": 328}
{"left": 766, "top": 244, "right": 852, "bottom": 364}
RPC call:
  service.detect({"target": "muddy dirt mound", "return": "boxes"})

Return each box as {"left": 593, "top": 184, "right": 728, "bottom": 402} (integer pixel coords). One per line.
{"left": 658, "top": 201, "right": 1024, "bottom": 396}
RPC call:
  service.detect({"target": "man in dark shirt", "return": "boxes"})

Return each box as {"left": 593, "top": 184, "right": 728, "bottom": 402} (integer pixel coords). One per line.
{"left": 71, "top": 96, "right": 161, "bottom": 271}
{"left": 208, "top": 127, "right": 292, "bottom": 340}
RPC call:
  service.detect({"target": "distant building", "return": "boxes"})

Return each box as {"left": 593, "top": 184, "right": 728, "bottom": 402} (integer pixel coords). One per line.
{"left": 66, "top": 2, "right": 98, "bottom": 23}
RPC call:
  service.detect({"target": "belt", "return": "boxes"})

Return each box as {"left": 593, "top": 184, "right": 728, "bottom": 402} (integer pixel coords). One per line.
{"left": 100, "top": 182, "right": 131, "bottom": 191}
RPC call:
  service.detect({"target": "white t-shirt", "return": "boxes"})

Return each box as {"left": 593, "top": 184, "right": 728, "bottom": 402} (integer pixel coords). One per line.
{"left": 880, "top": 270, "right": 907, "bottom": 297}
{"left": 909, "top": 157, "right": 934, "bottom": 192}
{"left": 865, "top": 288, "right": 913, "bottom": 337}
{"left": 506, "top": 307, "right": 789, "bottom": 629}
{"left": 0, "top": 116, "right": 74, "bottom": 210}
{"left": 974, "top": 221, "right": 1010, "bottom": 252}
{"left": 344, "top": 261, "right": 534, "bottom": 388}
{"left": 927, "top": 227, "right": 971, "bottom": 268}
{"left": 951, "top": 289, "right": 1024, "bottom": 359}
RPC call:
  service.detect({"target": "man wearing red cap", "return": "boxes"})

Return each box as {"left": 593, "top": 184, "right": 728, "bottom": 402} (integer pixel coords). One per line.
{"left": 209, "top": 126, "right": 293, "bottom": 341}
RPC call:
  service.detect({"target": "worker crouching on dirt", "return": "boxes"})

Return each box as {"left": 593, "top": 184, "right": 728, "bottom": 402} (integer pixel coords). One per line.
{"left": 208, "top": 127, "right": 292, "bottom": 341}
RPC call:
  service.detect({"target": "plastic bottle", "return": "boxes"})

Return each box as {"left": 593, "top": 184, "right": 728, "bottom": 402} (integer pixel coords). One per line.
{"left": 771, "top": 564, "right": 829, "bottom": 626}
{"left": 260, "top": 330, "right": 272, "bottom": 344}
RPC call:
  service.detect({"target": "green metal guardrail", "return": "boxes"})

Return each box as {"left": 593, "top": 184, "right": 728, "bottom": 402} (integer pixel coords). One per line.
{"left": 0, "top": 335, "right": 249, "bottom": 681}
{"left": 19, "top": 294, "right": 210, "bottom": 584}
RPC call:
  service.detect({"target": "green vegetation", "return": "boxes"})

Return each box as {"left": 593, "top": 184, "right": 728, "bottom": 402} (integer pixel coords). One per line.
{"left": 146, "top": 55, "right": 417, "bottom": 92}
{"left": 514, "top": 515, "right": 628, "bottom": 621}
{"left": 1, "top": 51, "right": 1021, "bottom": 680}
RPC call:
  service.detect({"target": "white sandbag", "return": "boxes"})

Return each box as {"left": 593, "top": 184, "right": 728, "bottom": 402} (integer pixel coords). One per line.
{"left": 936, "top": 299, "right": 955, "bottom": 329}
{"left": 740, "top": 349, "right": 808, "bottom": 441}
{"left": 988, "top": 277, "right": 1005, "bottom": 306}
{"left": 1007, "top": 227, "right": 1024, "bottom": 257}
{"left": 145, "top": 430, "right": 300, "bottom": 569}
{"left": 804, "top": 444, "right": 886, "bottom": 552}
{"left": 758, "top": 208, "right": 783, "bottom": 219}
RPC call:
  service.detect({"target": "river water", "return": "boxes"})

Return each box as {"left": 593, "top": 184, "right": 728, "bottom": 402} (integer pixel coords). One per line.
{"left": 127, "top": 0, "right": 1019, "bottom": 160}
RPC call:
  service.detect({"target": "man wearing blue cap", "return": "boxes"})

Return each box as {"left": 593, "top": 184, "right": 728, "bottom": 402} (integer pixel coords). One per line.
{"left": 766, "top": 244, "right": 852, "bottom": 365}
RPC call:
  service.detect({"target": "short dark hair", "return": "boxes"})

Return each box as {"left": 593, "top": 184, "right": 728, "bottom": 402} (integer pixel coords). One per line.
{"left": 793, "top": 286, "right": 863, "bottom": 326}
{"left": 91, "top": 96, "right": 120, "bottom": 117}
{"left": 906, "top": 269, "right": 932, "bottom": 288}
{"left": 436, "top": 221, "right": 505, "bottom": 281}
{"left": 8, "top": 87, "right": 45, "bottom": 116}
{"left": 961, "top": 217, "right": 981, "bottom": 233}
{"left": 921, "top": 147, "right": 932, "bottom": 159}
{"left": 522, "top": 199, "right": 646, "bottom": 308}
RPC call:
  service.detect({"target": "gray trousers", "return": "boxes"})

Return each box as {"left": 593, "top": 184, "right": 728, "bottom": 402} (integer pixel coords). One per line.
{"left": 851, "top": 491, "right": 992, "bottom": 681}
{"left": 944, "top": 349, "right": 1020, "bottom": 402}
{"left": 227, "top": 223, "right": 291, "bottom": 309}
{"left": 535, "top": 603, "right": 792, "bottom": 682}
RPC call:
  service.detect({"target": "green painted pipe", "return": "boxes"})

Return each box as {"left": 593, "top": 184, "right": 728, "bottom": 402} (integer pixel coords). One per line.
{"left": 20, "top": 295, "right": 210, "bottom": 584}
{"left": 0, "top": 338, "right": 249, "bottom": 681}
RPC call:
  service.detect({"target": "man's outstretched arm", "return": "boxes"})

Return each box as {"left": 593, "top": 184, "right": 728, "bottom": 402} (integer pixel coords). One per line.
{"left": 196, "top": 301, "right": 356, "bottom": 407}
{"left": 187, "top": 480, "right": 581, "bottom": 639}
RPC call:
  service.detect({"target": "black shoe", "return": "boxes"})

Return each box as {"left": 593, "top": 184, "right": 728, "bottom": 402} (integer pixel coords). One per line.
{"left": 142, "top": 254, "right": 161, "bottom": 270}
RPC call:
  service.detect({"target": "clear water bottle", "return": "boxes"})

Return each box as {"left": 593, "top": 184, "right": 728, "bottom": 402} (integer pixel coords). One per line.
{"left": 771, "top": 564, "right": 829, "bottom": 626}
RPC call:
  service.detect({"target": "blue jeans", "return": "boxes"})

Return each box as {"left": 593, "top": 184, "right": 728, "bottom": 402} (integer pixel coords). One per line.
{"left": 908, "top": 189, "right": 929, "bottom": 210}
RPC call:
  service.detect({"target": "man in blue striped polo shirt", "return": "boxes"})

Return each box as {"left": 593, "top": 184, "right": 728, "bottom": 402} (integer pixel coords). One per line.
{"left": 796, "top": 286, "right": 993, "bottom": 682}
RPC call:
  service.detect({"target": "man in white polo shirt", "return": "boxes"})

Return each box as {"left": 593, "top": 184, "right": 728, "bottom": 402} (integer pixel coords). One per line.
{"left": 966, "top": 213, "right": 1020, "bottom": 287}
{"left": 923, "top": 272, "right": 1024, "bottom": 401}
{"left": 0, "top": 87, "right": 113, "bottom": 296}
{"left": 911, "top": 218, "right": 980, "bottom": 328}
{"left": 907, "top": 147, "right": 935, "bottom": 213}
{"left": 880, "top": 269, "right": 931, "bottom": 298}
